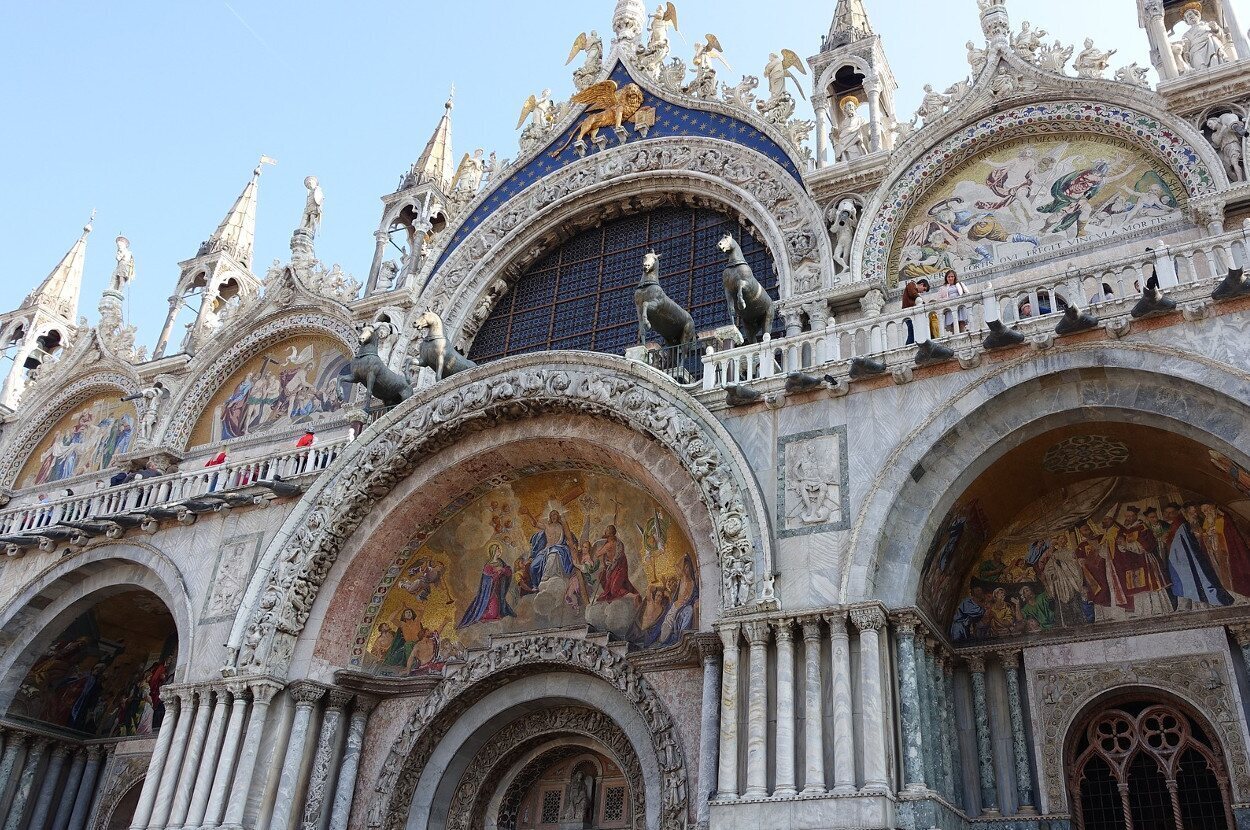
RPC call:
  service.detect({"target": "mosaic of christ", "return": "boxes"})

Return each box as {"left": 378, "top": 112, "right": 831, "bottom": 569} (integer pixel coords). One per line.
{"left": 355, "top": 470, "right": 699, "bottom": 676}
{"left": 890, "top": 134, "right": 1185, "bottom": 283}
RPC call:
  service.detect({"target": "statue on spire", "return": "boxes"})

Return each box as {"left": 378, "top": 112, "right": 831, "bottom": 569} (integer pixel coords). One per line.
{"left": 300, "top": 176, "right": 324, "bottom": 237}
{"left": 636, "top": 2, "right": 678, "bottom": 78}
{"left": 110, "top": 236, "right": 135, "bottom": 293}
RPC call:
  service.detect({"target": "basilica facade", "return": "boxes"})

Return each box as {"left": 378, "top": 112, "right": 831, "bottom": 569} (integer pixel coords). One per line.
{"left": 3, "top": 1, "right": 1250, "bottom": 829}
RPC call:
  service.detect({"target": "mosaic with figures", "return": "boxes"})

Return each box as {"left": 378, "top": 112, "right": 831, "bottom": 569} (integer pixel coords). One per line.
{"left": 353, "top": 469, "right": 699, "bottom": 675}
{"left": 18, "top": 393, "right": 137, "bottom": 488}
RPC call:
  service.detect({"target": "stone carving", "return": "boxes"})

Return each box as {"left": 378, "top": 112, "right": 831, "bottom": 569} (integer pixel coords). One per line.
{"left": 1173, "top": 4, "right": 1231, "bottom": 71}
{"left": 635, "top": 251, "right": 696, "bottom": 361}
{"left": 1206, "top": 112, "right": 1247, "bottom": 183}
{"left": 97, "top": 292, "right": 144, "bottom": 363}
{"left": 92, "top": 753, "right": 146, "bottom": 830}
{"left": 368, "top": 636, "right": 688, "bottom": 830}
{"left": 1073, "top": 38, "right": 1116, "bottom": 79}
{"left": 915, "top": 84, "right": 951, "bottom": 126}
{"left": 203, "top": 532, "right": 264, "bottom": 621}
{"left": 110, "top": 236, "right": 135, "bottom": 293}
{"left": 300, "top": 263, "right": 361, "bottom": 304}
{"left": 762, "top": 50, "right": 806, "bottom": 105}
{"left": 349, "top": 322, "right": 413, "bottom": 408}
{"left": 412, "top": 310, "right": 476, "bottom": 381}
{"left": 719, "top": 233, "right": 775, "bottom": 343}
{"left": 785, "top": 437, "right": 841, "bottom": 527}
{"left": 831, "top": 96, "right": 868, "bottom": 163}
{"left": 566, "top": 31, "right": 603, "bottom": 91}
{"left": 827, "top": 198, "right": 859, "bottom": 276}
{"left": 721, "top": 75, "right": 759, "bottom": 110}
{"left": 1032, "top": 653, "right": 1250, "bottom": 812}
{"left": 231, "top": 357, "right": 768, "bottom": 676}
{"left": 967, "top": 40, "right": 988, "bottom": 75}
{"left": 135, "top": 381, "right": 169, "bottom": 444}
{"left": 301, "top": 176, "right": 324, "bottom": 236}
{"left": 553, "top": 80, "right": 645, "bottom": 157}
{"left": 636, "top": 2, "right": 678, "bottom": 78}
{"left": 859, "top": 288, "right": 886, "bottom": 317}
{"left": 1114, "top": 62, "right": 1151, "bottom": 87}
{"left": 612, "top": 0, "right": 646, "bottom": 41}
{"left": 446, "top": 708, "right": 643, "bottom": 830}
{"left": 1037, "top": 40, "right": 1074, "bottom": 75}
{"left": 1012, "top": 21, "right": 1047, "bottom": 63}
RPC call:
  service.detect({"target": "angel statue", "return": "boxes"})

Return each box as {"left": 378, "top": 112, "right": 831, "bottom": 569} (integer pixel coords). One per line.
{"left": 566, "top": 30, "right": 603, "bottom": 91}
{"left": 551, "top": 80, "right": 645, "bottom": 157}
{"left": 685, "top": 34, "right": 730, "bottom": 99}
{"left": 110, "top": 235, "right": 135, "bottom": 293}
{"left": 449, "top": 150, "right": 486, "bottom": 208}
{"left": 516, "top": 89, "right": 555, "bottom": 132}
{"left": 637, "top": 2, "right": 678, "bottom": 77}
{"left": 967, "top": 40, "right": 988, "bottom": 75}
{"left": 762, "top": 49, "right": 807, "bottom": 102}
{"left": 300, "top": 176, "right": 324, "bottom": 236}
{"left": 1073, "top": 38, "right": 1116, "bottom": 78}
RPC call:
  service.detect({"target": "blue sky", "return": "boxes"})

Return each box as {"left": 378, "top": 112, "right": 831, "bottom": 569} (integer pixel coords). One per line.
{"left": 0, "top": 1, "right": 1211, "bottom": 347}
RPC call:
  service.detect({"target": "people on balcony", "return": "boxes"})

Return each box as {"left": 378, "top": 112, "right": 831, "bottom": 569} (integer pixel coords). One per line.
{"left": 901, "top": 277, "right": 931, "bottom": 344}
{"left": 936, "top": 270, "right": 968, "bottom": 334}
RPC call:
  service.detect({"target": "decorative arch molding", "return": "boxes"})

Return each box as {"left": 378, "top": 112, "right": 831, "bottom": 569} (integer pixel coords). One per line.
{"left": 446, "top": 708, "right": 642, "bottom": 830}
{"left": 0, "top": 368, "right": 140, "bottom": 490}
{"left": 226, "top": 352, "right": 774, "bottom": 678}
{"left": 0, "top": 543, "right": 194, "bottom": 716}
{"left": 854, "top": 50, "right": 1226, "bottom": 288}
{"left": 369, "top": 635, "right": 687, "bottom": 830}
{"left": 842, "top": 343, "right": 1250, "bottom": 604}
{"left": 420, "top": 136, "right": 833, "bottom": 343}
{"left": 813, "top": 56, "right": 880, "bottom": 107}
{"left": 158, "top": 306, "right": 357, "bottom": 452}
{"left": 1033, "top": 664, "right": 1250, "bottom": 813}
{"left": 91, "top": 754, "right": 150, "bottom": 830}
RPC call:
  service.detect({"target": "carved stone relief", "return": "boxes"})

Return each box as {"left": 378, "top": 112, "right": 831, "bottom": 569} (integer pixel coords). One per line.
{"left": 90, "top": 752, "right": 147, "bottom": 830}
{"left": 777, "top": 427, "right": 850, "bottom": 537}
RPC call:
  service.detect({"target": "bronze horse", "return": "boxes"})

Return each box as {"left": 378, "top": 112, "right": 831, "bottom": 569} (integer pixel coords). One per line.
{"left": 718, "top": 233, "right": 775, "bottom": 344}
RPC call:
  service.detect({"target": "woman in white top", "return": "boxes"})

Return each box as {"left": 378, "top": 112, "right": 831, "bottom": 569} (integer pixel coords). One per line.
{"left": 936, "top": 269, "right": 968, "bottom": 333}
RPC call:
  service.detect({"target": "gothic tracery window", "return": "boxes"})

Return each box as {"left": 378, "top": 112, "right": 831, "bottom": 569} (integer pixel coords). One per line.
{"left": 468, "top": 205, "right": 776, "bottom": 363}
{"left": 1070, "top": 701, "right": 1233, "bottom": 830}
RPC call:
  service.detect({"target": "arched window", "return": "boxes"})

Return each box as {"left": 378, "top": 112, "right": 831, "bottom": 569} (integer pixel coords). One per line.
{"left": 1069, "top": 700, "right": 1234, "bottom": 830}
{"left": 468, "top": 205, "right": 777, "bottom": 363}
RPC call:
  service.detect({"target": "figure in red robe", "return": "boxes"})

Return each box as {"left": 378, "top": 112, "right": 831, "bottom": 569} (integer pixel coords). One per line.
{"left": 595, "top": 525, "right": 639, "bottom": 602}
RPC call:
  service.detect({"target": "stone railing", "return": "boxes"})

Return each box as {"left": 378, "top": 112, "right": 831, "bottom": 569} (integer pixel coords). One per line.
{"left": 701, "top": 226, "right": 1248, "bottom": 390}
{"left": 0, "top": 436, "right": 350, "bottom": 539}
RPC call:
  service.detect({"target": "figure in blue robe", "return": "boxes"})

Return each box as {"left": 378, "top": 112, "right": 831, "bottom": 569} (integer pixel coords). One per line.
{"left": 458, "top": 547, "right": 515, "bottom": 628}
{"left": 950, "top": 589, "right": 988, "bottom": 641}
{"left": 1163, "top": 504, "right": 1233, "bottom": 607}
{"left": 526, "top": 510, "right": 576, "bottom": 587}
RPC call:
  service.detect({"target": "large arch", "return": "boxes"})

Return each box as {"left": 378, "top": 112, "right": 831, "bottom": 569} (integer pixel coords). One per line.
{"left": 226, "top": 352, "right": 774, "bottom": 679}
{"left": 367, "top": 635, "right": 687, "bottom": 830}
{"left": 421, "top": 137, "right": 833, "bottom": 346}
{"left": 844, "top": 343, "right": 1250, "bottom": 605}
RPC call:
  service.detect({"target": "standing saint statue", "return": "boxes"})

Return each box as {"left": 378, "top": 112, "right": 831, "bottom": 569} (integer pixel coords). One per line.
{"left": 1073, "top": 38, "right": 1116, "bottom": 78}
{"left": 1175, "top": 3, "right": 1230, "bottom": 70}
{"left": 111, "top": 236, "right": 135, "bottom": 292}
{"left": 831, "top": 96, "right": 868, "bottom": 162}
{"left": 300, "top": 176, "right": 324, "bottom": 236}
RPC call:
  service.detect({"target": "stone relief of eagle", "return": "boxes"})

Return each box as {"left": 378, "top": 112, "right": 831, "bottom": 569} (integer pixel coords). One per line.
{"left": 552, "top": 79, "right": 645, "bottom": 156}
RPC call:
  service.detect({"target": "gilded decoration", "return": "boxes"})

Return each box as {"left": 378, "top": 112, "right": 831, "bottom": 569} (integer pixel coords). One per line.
{"left": 188, "top": 334, "right": 350, "bottom": 446}
{"left": 16, "top": 392, "right": 137, "bottom": 488}
{"left": 354, "top": 469, "right": 699, "bottom": 676}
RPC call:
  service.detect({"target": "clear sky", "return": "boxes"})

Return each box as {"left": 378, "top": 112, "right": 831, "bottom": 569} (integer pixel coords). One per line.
{"left": 0, "top": 0, "right": 1226, "bottom": 348}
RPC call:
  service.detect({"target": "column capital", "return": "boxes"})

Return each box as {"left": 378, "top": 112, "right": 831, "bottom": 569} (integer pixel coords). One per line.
{"left": 1229, "top": 622, "right": 1250, "bottom": 646}
{"left": 325, "top": 688, "right": 355, "bottom": 710}
{"left": 996, "top": 649, "right": 1022, "bottom": 670}
{"left": 248, "top": 677, "right": 285, "bottom": 704}
{"left": 743, "top": 620, "right": 771, "bottom": 646}
{"left": 289, "top": 681, "right": 328, "bottom": 706}
{"left": 48, "top": 741, "right": 71, "bottom": 759}
{"left": 849, "top": 605, "right": 887, "bottom": 632}
{"left": 894, "top": 612, "right": 921, "bottom": 636}
{"left": 29, "top": 735, "right": 51, "bottom": 752}
{"left": 966, "top": 654, "right": 987, "bottom": 673}
{"left": 85, "top": 743, "right": 105, "bottom": 761}
{"left": 773, "top": 618, "right": 796, "bottom": 643}
{"left": 373, "top": 230, "right": 389, "bottom": 243}
{"left": 1143, "top": 0, "right": 1164, "bottom": 19}
{"left": 801, "top": 617, "right": 824, "bottom": 641}
{"left": 352, "top": 694, "right": 380, "bottom": 716}
{"left": 824, "top": 609, "right": 848, "bottom": 635}
{"left": 695, "top": 633, "right": 722, "bottom": 662}
{"left": 717, "top": 622, "right": 740, "bottom": 650}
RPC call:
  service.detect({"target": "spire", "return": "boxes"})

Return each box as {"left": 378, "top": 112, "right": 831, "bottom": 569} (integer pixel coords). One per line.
{"left": 825, "top": 0, "right": 875, "bottom": 50}
{"left": 23, "top": 211, "right": 93, "bottom": 318}
{"left": 204, "top": 156, "right": 275, "bottom": 268}
{"left": 407, "top": 88, "right": 455, "bottom": 192}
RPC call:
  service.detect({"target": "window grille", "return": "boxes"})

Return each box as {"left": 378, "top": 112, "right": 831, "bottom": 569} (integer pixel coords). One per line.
{"left": 468, "top": 206, "right": 777, "bottom": 363}
{"left": 602, "top": 785, "right": 626, "bottom": 824}
{"left": 540, "top": 789, "right": 562, "bottom": 825}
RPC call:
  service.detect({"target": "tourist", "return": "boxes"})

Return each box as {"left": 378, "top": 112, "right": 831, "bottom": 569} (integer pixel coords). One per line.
{"left": 902, "top": 277, "right": 930, "bottom": 344}
{"left": 936, "top": 270, "right": 968, "bottom": 334}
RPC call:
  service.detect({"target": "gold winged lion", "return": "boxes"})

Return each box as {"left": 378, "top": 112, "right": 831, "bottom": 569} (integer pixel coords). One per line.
{"left": 552, "top": 80, "right": 645, "bottom": 157}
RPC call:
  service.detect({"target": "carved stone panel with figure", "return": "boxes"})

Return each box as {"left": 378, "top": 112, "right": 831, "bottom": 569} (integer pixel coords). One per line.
{"left": 777, "top": 426, "right": 849, "bottom": 537}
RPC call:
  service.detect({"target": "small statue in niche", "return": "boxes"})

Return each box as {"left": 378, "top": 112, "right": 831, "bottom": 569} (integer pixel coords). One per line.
{"left": 1206, "top": 112, "right": 1247, "bottom": 183}
{"left": 412, "top": 310, "right": 477, "bottom": 381}
{"left": 718, "top": 233, "right": 775, "bottom": 344}
{"left": 828, "top": 198, "right": 859, "bottom": 276}
{"left": 831, "top": 96, "right": 868, "bottom": 163}
{"left": 1174, "top": 2, "right": 1231, "bottom": 71}
{"left": 635, "top": 250, "right": 696, "bottom": 365}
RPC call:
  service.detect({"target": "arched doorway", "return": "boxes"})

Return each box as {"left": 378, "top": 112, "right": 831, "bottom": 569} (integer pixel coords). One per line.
{"left": 1068, "top": 697, "right": 1234, "bottom": 829}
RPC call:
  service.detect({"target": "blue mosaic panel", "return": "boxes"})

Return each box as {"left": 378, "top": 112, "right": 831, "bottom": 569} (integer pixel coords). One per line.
{"left": 427, "top": 61, "right": 801, "bottom": 282}
{"left": 467, "top": 205, "right": 777, "bottom": 363}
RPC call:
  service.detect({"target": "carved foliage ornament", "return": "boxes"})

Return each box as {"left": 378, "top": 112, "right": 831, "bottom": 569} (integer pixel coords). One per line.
{"left": 370, "top": 636, "right": 688, "bottom": 830}
{"left": 231, "top": 358, "right": 767, "bottom": 677}
{"left": 422, "top": 137, "right": 829, "bottom": 330}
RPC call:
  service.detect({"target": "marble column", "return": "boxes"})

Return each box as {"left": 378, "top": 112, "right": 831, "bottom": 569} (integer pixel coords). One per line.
{"left": 327, "top": 696, "right": 377, "bottom": 830}
{"left": 221, "top": 680, "right": 282, "bottom": 830}
{"left": 5, "top": 736, "right": 49, "bottom": 830}
{"left": 800, "top": 619, "right": 825, "bottom": 795}
{"left": 268, "top": 683, "right": 326, "bottom": 830}
{"left": 1143, "top": 1, "right": 1179, "bottom": 79}
{"left": 942, "top": 659, "right": 963, "bottom": 807}
{"left": 367, "top": 230, "right": 388, "bottom": 292}
{"left": 300, "top": 689, "right": 353, "bottom": 830}
{"left": 894, "top": 617, "right": 927, "bottom": 792}
{"left": 851, "top": 607, "right": 889, "bottom": 792}
{"left": 185, "top": 687, "right": 231, "bottom": 830}
{"left": 66, "top": 746, "right": 104, "bottom": 830}
{"left": 967, "top": 656, "right": 999, "bottom": 815}
{"left": 742, "top": 622, "right": 770, "bottom": 799}
{"left": 151, "top": 688, "right": 198, "bottom": 828}
{"left": 998, "top": 651, "right": 1035, "bottom": 814}
{"left": 716, "top": 624, "right": 741, "bottom": 800}
{"left": 827, "top": 612, "right": 855, "bottom": 795}
{"left": 695, "top": 641, "right": 722, "bottom": 823}
{"left": 203, "top": 683, "right": 252, "bottom": 829}
{"left": 131, "top": 692, "right": 183, "bottom": 830}
{"left": 935, "top": 654, "right": 955, "bottom": 801}
{"left": 773, "top": 619, "right": 797, "bottom": 797}
{"left": 168, "top": 689, "right": 216, "bottom": 829}
{"left": 1219, "top": 0, "right": 1250, "bottom": 60}
{"left": 865, "top": 81, "right": 883, "bottom": 153}
{"left": 0, "top": 731, "right": 23, "bottom": 810}
{"left": 813, "top": 100, "right": 830, "bottom": 168}
{"left": 50, "top": 748, "right": 87, "bottom": 830}
{"left": 28, "top": 741, "right": 70, "bottom": 830}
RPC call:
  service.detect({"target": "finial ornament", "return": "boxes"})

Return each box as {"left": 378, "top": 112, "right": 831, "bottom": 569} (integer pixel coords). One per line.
{"left": 446, "top": 84, "right": 455, "bottom": 110}
{"left": 255, "top": 154, "right": 277, "bottom": 176}
{"left": 85, "top": 209, "right": 96, "bottom": 234}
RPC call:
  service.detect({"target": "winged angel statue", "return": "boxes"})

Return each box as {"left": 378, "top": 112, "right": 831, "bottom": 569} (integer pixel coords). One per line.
{"left": 552, "top": 80, "right": 647, "bottom": 156}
